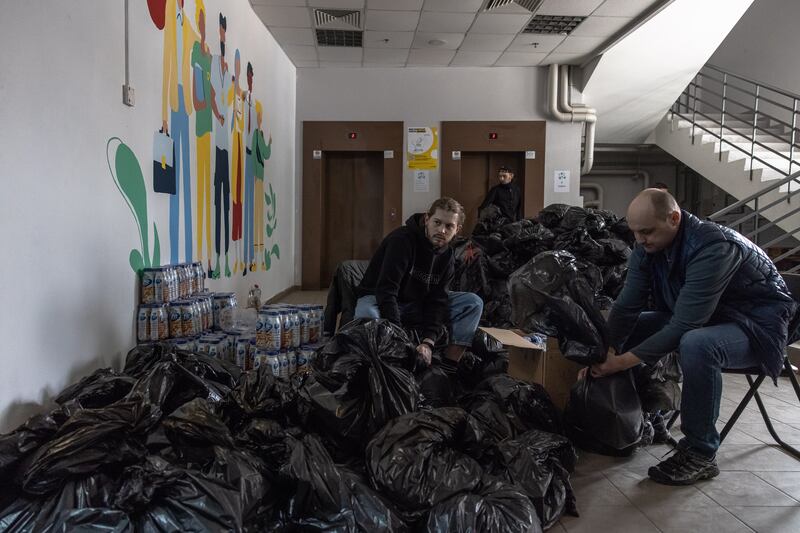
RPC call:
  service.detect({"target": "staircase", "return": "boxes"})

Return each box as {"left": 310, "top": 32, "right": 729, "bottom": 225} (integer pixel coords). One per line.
{"left": 653, "top": 64, "right": 800, "bottom": 270}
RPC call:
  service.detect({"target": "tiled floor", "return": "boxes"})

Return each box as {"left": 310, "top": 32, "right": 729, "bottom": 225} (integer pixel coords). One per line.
{"left": 282, "top": 290, "right": 800, "bottom": 532}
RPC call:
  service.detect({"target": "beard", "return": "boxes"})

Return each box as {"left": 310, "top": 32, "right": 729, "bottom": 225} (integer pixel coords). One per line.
{"left": 220, "top": 41, "right": 226, "bottom": 57}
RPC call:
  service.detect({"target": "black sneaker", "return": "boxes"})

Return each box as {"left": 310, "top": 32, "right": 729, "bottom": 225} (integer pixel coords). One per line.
{"left": 648, "top": 447, "right": 720, "bottom": 486}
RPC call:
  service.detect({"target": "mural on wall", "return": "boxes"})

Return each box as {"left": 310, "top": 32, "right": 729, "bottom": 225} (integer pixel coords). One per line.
{"left": 113, "top": 0, "right": 280, "bottom": 279}
{"left": 107, "top": 138, "right": 162, "bottom": 273}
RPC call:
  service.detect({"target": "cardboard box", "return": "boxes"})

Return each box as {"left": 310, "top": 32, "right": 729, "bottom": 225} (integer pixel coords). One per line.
{"left": 480, "top": 327, "right": 581, "bottom": 410}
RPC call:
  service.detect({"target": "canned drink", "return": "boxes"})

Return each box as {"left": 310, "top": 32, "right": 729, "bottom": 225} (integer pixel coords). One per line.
{"left": 168, "top": 267, "right": 179, "bottom": 302}
{"left": 148, "top": 305, "right": 164, "bottom": 341}
{"left": 168, "top": 303, "right": 182, "bottom": 338}
{"left": 235, "top": 339, "right": 249, "bottom": 369}
{"left": 287, "top": 349, "right": 297, "bottom": 375}
{"left": 296, "top": 307, "right": 311, "bottom": 345}
{"left": 312, "top": 305, "right": 324, "bottom": 343}
{"left": 174, "top": 338, "right": 192, "bottom": 351}
{"left": 153, "top": 269, "right": 165, "bottom": 304}
{"left": 279, "top": 310, "right": 293, "bottom": 349}
{"left": 207, "top": 342, "right": 220, "bottom": 358}
{"left": 278, "top": 351, "right": 289, "bottom": 379}
{"left": 141, "top": 268, "right": 158, "bottom": 304}
{"left": 265, "top": 350, "right": 280, "bottom": 377}
{"left": 296, "top": 346, "right": 309, "bottom": 373}
{"left": 192, "top": 300, "right": 203, "bottom": 334}
{"left": 291, "top": 309, "right": 302, "bottom": 348}
{"left": 180, "top": 301, "right": 195, "bottom": 336}
{"left": 215, "top": 292, "right": 236, "bottom": 330}
{"left": 203, "top": 297, "right": 213, "bottom": 330}
{"left": 137, "top": 305, "right": 151, "bottom": 342}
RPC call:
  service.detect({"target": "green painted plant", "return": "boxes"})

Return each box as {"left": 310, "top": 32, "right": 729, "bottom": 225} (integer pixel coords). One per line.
{"left": 264, "top": 182, "right": 280, "bottom": 271}
{"left": 107, "top": 137, "right": 161, "bottom": 273}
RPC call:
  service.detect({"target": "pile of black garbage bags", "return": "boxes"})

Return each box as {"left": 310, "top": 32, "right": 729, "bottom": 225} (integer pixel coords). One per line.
{"left": 0, "top": 319, "right": 578, "bottom": 532}
{"left": 452, "top": 203, "right": 634, "bottom": 329}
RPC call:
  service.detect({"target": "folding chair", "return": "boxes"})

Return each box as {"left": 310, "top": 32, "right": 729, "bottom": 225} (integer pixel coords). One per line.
{"left": 666, "top": 272, "right": 800, "bottom": 459}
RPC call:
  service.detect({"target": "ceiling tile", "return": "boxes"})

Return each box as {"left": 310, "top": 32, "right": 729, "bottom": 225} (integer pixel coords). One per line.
{"left": 482, "top": 1, "right": 532, "bottom": 15}
{"left": 370, "top": 0, "right": 424, "bottom": 10}
{"left": 470, "top": 13, "right": 532, "bottom": 34}
{"left": 364, "top": 48, "right": 410, "bottom": 64}
{"left": 363, "top": 30, "right": 415, "bottom": 48}
{"left": 365, "top": 10, "right": 421, "bottom": 31}
{"left": 541, "top": 51, "right": 588, "bottom": 65}
{"left": 293, "top": 60, "right": 320, "bottom": 68}
{"left": 268, "top": 27, "right": 316, "bottom": 46}
{"left": 450, "top": 50, "right": 502, "bottom": 66}
{"left": 251, "top": 0, "right": 305, "bottom": 6}
{"left": 552, "top": 35, "right": 605, "bottom": 54}
{"left": 537, "top": 0, "right": 604, "bottom": 16}
{"left": 407, "top": 48, "right": 457, "bottom": 66}
{"left": 252, "top": 6, "right": 311, "bottom": 27}
{"left": 283, "top": 45, "right": 318, "bottom": 61}
{"left": 317, "top": 46, "right": 364, "bottom": 61}
{"left": 308, "top": 0, "right": 365, "bottom": 9}
{"left": 495, "top": 51, "right": 547, "bottom": 66}
{"left": 417, "top": 11, "right": 476, "bottom": 33}
{"left": 593, "top": 0, "right": 660, "bottom": 17}
{"left": 363, "top": 63, "right": 406, "bottom": 68}
{"left": 459, "top": 33, "right": 515, "bottom": 51}
{"left": 508, "top": 33, "right": 566, "bottom": 53}
{"left": 319, "top": 61, "right": 363, "bottom": 67}
{"left": 412, "top": 32, "right": 465, "bottom": 50}
{"left": 569, "top": 15, "right": 632, "bottom": 37}
{"left": 423, "top": 0, "right": 484, "bottom": 12}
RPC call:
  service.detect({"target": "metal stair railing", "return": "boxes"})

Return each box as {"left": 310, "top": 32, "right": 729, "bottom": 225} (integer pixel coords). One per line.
{"left": 671, "top": 64, "right": 800, "bottom": 270}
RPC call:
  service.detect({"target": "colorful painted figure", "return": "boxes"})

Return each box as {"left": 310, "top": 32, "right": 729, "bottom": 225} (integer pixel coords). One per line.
{"left": 192, "top": 0, "right": 213, "bottom": 272}
{"left": 210, "top": 13, "right": 231, "bottom": 278}
{"left": 230, "top": 49, "right": 245, "bottom": 274}
{"left": 252, "top": 100, "right": 272, "bottom": 270}
{"left": 243, "top": 62, "right": 256, "bottom": 275}
{"left": 162, "top": 0, "right": 198, "bottom": 263}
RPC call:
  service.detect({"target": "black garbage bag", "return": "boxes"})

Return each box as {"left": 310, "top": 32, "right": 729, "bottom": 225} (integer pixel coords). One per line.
{"left": 635, "top": 352, "right": 682, "bottom": 412}
{"left": 1, "top": 473, "right": 130, "bottom": 532}
{"left": 280, "top": 434, "right": 407, "bottom": 532}
{"left": 488, "top": 430, "right": 578, "bottom": 529}
{"left": 234, "top": 419, "right": 302, "bottom": 473}
{"left": 54, "top": 368, "right": 136, "bottom": 409}
{"left": 0, "top": 411, "right": 61, "bottom": 481}
{"left": 554, "top": 228, "right": 605, "bottom": 264}
{"left": 584, "top": 209, "right": 607, "bottom": 235}
{"left": 417, "top": 366, "right": 456, "bottom": 409}
{"left": 597, "top": 238, "right": 632, "bottom": 266}
{"left": 563, "top": 371, "right": 645, "bottom": 456}
{"left": 595, "top": 208, "right": 619, "bottom": 227}
{"left": 204, "top": 446, "right": 274, "bottom": 527}
{"left": 486, "top": 250, "right": 521, "bottom": 279}
{"left": 425, "top": 478, "right": 541, "bottom": 533}
{"left": 510, "top": 251, "right": 609, "bottom": 365}
{"left": 458, "top": 330, "right": 509, "bottom": 386}
{"left": 115, "top": 455, "right": 242, "bottom": 532}
{"left": 298, "top": 319, "right": 418, "bottom": 449}
{"left": 463, "top": 375, "right": 562, "bottom": 438}
{"left": 366, "top": 407, "right": 483, "bottom": 517}
{"left": 22, "top": 401, "right": 152, "bottom": 495}
{"left": 538, "top": 204, "right": 571, "bottom": 229}
{"left": 474, "top": 205, "right": 510, "bottom": 235}
{"left": 471, "top": 233, "right": 507, "bottom": 256}
{"left": 452, "top": 239, "right": 491, "bottom": 296}
{"left": 602, "top": 263, "right": 628, "bottom": 299}
{"left": 559, "top": 207, "right": 589, "bottom": 231}
{"left": 503, "top": 223, "right": 555, "bottom": 262}
{"left": 610, "top": 218, "right": 635, "bottom": 245}
{"left": 122, "top": 343, "right": 170, "bottom": 378}
{"left": 228, "top": 366, "right": 297, "bottom": 427}
{"left": 162, "top": 398, "right": 235, "bottom": 458}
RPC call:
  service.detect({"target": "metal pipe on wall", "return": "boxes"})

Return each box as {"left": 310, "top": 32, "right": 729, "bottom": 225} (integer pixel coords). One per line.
{"left": 547, "top": 64, "right": 597, "bottom": 175}
{"left": 580, "top": 182, "right": 605, "bottom": 209}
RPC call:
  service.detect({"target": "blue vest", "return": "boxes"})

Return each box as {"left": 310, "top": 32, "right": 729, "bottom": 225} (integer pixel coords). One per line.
{"left": 647, "top": 211, "right": 796, "bottom": 378}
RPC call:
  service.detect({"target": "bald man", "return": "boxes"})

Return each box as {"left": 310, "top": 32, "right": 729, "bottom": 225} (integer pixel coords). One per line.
{"left": 585, "top": 189, "right": 796, "bottom": 485}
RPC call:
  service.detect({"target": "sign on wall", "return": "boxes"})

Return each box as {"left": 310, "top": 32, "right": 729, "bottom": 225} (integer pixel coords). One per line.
{"left": 413, "top": 170, "right": 430, "bottom": 193}
{"left": 554, "top": 170, "right": 570, "bottom": 193}
{"left": 407, "top": 127, "right": 439, "bottom": 170}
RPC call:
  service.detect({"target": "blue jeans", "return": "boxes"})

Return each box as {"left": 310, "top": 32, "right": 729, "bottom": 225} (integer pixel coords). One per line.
{"left": 624, "top": 312, "right": 760, "bottom": 457}
{"left": 170, "top": 87, "right": 192, "bottom": 264}
{"left": 354, "top": 292, "right": 483, "bottom": 346}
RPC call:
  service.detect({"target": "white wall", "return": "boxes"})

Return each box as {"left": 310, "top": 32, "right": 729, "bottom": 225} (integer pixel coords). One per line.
{"left": 709, "top": 0, "right": 800, "bottom": 93}
{"left": 296, "top": 66, "right": 583, "bottom": 221}
{"left": 0, "top": 0, "right": 296, "bottom": 432}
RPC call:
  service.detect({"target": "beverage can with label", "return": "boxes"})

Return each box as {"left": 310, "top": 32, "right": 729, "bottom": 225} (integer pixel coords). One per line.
{"left": 168, "top": 303, "right": 182, "bottom": 338}
{"left": 287, "top": 349, "right": 297, "bottom": 375}
{"left": 278, "top": 351, "right": 289, "bottom": 379}
{"left": 137, "top": 305, "right": 151, "bottom": 342}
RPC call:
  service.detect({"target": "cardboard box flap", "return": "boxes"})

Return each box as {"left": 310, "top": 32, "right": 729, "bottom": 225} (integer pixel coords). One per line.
{"left": 479, "top": 327, "right": 538, "bottom": 349}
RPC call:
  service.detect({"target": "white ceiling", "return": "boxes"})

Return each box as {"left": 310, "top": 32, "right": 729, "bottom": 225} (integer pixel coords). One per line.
{"left": 250, "top": 0, "right": 662, "bottom": 68}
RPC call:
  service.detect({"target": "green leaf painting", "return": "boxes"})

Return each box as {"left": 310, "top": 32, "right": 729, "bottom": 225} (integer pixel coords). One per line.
{"left": 107, "top": 137, "right": 161, "bottom": 273}
{"left": 264, "top": 183, "right": 279, "bottom": 270}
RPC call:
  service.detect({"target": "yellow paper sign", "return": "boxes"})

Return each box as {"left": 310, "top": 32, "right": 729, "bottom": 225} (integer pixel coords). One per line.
{"left": 407, "top": 127, "right": 439, "bottom": 170}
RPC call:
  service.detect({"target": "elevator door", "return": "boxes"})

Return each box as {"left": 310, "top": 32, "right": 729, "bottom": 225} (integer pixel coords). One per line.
{"left": 323, "top": 151, "right": 384, "bottom": 285}
{"left": 459, "top": 151, "right": 526, "bottom": 234}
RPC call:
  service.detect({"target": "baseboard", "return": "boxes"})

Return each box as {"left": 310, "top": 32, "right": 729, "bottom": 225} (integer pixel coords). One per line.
{"left": 266, "top": 285, "right": 300, "bottom": 304}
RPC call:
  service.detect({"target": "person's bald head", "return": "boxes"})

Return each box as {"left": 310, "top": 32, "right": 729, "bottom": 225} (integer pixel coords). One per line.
{"left": 627, "top": 188, "right": 681, "bottom": 253}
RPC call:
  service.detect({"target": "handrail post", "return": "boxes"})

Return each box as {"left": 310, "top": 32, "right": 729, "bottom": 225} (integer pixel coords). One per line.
{"left": 790, "top": 98, "right": 798, "bottom": 203}
{"left": 691, "top": 73, "right": 699, "bottom": 145}
{"left": 720, "top": 73, "right": 727, "bottom": 161}
{"left": 753, "top": 197, "right": 760, "bottom": 245}
{"left": 750, "top": 85, "right": 760, "bottom": 181}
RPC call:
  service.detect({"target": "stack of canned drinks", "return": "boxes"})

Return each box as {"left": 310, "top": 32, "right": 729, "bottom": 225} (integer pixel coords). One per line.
{"left": 251, "top": 303, "right": 324, "bottom": 378}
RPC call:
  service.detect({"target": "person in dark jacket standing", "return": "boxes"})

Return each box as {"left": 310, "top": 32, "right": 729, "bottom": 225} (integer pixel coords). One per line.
{"left": 581, "top": 188, "right": 796, "bottom": 485}
{"left": 479, "top": 166, "right": 523, "bottom": 221}
{"left": 355, "top": 197, "right": 483, "bottom": 372}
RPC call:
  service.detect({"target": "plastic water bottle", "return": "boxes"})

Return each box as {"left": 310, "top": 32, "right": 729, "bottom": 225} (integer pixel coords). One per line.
{"left": 248, "top": 284, "right": 262, "bottom": 309}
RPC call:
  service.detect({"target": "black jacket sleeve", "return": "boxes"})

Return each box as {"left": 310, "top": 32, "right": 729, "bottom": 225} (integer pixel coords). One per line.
{"left": 375, "top": 235, "right": 413, "bottom": 326}
{"left": 516, "top": 186, "right": 523, "bottom": 220}
{"left": 422, "top": 255, "right": 454, "bottom": 343}
{"left": 479, "top": 186, "right": 498, "bottom": 212}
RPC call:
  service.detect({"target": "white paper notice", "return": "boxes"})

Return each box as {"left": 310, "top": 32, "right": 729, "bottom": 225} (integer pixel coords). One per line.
{"left": 554, "top": 170, "right": 570, "bottom": 192}
{"left": 414, "top": 170, "right": 430, "bottom": 192}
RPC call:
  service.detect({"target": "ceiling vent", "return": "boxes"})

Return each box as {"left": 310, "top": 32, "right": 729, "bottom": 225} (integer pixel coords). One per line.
{"left": 314, "top": 9, "right": 361, "bottom": 30}
{"left": 523, "top": 15, "right": 585, "bottom": 34}
{"left": 316, "top": 29, "right": 363, "bottom": 48}
{"left": 485, "top": 0, "right": 544, "bottom": 13}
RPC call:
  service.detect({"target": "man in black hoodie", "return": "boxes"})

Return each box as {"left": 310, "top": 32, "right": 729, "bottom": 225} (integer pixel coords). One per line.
{"left": 479, "top": 166, "right": 522, "bottom": 222}
{"left": 355, "top": 197, "right": 484, "bottom": 370}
